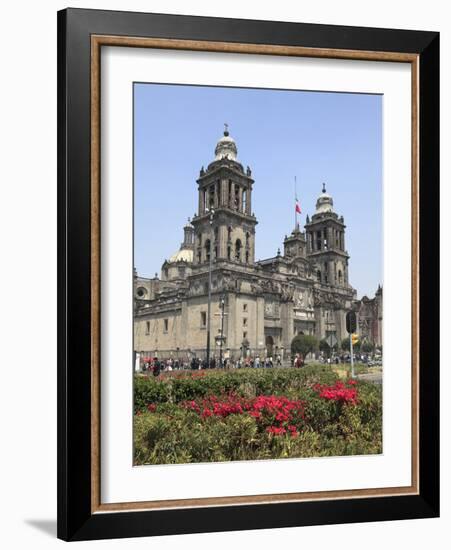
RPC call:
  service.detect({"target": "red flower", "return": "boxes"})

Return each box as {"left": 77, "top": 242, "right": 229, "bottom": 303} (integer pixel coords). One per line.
{"left": 314, "top": 381, "right": 358, "bottom": 404}
{"left": 266, "top": 426, "right": 286, "bottom": 436}
{"left": 147, "top": 403, "right": 157, "bottom": 412}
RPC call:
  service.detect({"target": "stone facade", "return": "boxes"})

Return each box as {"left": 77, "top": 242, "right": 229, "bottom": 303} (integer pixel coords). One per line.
{"left": 134, "top": 128, "right": 368, "bottom": 360}
{"left": 354, "top": 286, "right": 383, "bottom": 347}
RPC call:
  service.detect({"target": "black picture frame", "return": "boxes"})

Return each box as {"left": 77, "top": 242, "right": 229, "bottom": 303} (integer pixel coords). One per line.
{"left": 57, "top": 7, "right": 439, "bottom": 541}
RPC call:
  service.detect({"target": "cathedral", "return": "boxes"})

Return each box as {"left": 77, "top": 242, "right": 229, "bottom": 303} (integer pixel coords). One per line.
{"left": 134, "top": 127, "right": 377, "bottom": 361}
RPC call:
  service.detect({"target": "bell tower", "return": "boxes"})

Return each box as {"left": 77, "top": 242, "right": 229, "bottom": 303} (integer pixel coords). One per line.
{"left": 192, "top": 125, "right": 257, "bottom": 266}
{"left": 305, "top": 183, "right": 350, "bottom": 287}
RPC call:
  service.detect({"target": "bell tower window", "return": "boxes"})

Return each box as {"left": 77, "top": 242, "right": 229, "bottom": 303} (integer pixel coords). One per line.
{"left": 235, "top": 239, "right": 242, "bottom": 261}
{"left": 316, "top": 231, "right": 322, "bottom": 250}
{"left": 234, "top": 186, "right": 240, "bottom": 210}
{"left": 205, "top": 239, "right": 211, "bottom": 262}
{"left": 208, "top": 185, "right": 215, "bottom": 209}
{"left": 242, "top": 189, "right": 247, "bottom": 213}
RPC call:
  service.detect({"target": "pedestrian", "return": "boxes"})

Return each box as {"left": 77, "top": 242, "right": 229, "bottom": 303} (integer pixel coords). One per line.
{"left": 152, "top": 358, "right": 161, "bottom": 377}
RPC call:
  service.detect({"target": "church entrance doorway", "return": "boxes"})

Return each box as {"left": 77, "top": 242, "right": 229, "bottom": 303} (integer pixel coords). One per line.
{"left": 265, "top": 335, "right": 274, "bottom": 357}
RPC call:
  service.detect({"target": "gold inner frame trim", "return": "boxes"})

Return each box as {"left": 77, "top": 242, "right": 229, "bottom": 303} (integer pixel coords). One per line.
{"left": 90, "top": 34, "right": 420, "bottom": 514}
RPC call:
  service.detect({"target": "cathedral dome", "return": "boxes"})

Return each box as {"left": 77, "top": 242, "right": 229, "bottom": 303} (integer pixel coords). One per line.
{"left": 168, "top": 248, "right": 193, "bottom": 263}
{"left": 315, "top": 183, "right": 334, "bottom": 214}
{"left": 214, "top": 125, "right": 237, "bottom": 161}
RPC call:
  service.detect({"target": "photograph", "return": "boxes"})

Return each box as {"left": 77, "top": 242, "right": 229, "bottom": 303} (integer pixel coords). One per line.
{"left": 132, "top": 83, "right": 383, "bottom": 465}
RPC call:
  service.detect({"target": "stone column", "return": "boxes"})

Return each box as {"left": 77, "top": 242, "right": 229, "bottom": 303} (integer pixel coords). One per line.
{"left": 215, "top": 181, "right": 220, "bottom": 207}
{"left": 255, "top": 295, "right": 265, "bottom": 354}
{"left": 198, "top": 188, "right": 204, "bottom": 215}
{"left": 280, "top": 301, "right": 294, "bottom": 351}
{"left": 247, "top": 185, "right": 252, "bottom": 214}
{"left": 314, "top": 307, "right": 324, "bottom": 340}
{"left": 180, "top": 299, "right": 189, "bottom": 351}
{"left": 221, "top": 178, "right": 227, "bottom": 207}
{"left": 226, "top": 292, "right": 237, "bottom": 354}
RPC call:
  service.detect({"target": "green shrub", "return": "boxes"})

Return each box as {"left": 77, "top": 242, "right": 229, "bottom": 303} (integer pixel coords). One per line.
{"left": 133, "top": 367, "right": 382, "bottom": 464}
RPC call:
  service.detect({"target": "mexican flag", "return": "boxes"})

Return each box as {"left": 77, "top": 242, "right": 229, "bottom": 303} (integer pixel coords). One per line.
{"left": 295, "top": 200, "right": 302, "bottom": 214}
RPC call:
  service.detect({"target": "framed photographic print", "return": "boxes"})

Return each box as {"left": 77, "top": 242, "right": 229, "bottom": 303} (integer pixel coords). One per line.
{"left": 57, "top": 8, "right": 439, "bottom": 541}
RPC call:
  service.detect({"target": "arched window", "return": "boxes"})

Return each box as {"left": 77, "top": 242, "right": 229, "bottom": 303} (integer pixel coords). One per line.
{"left": 245, "top": 251, "right": 249, "bottom": 263}
{"left": 235, "top": 239, "right": 242, "bottom": 261}
{"left": 208, "top": 185, "right": 215, "bottom": 209}
{"left": 197, "top": 250, "right": 201, "bottom": 263}
{"left": 205, "top": 239, "right": 211, "bottom": 262}
{"left": 227, "top": 226, "right": 232, "bottom": 241}
{"left": 242, "top": 189, "right": 247, "bottom": 213}
{"left": 234, "top": 186, "right": 240, "bottom": 209}
{"left": 316, "top": 270, "right": 322, "bottom": 282}
{"left": 324, "top": 262, "right": 328, "bottom": 284}
{"left": 227, "top": 246, "right": 231, "bottom": 260}
{"left": 214, "top": 226, "right": 219, "bottom": 242}
{"left": 338, "top": 269, "right": 343, "bottom": 285}
{"left": 245, "top": 231, "right": 250, "bottom": 246}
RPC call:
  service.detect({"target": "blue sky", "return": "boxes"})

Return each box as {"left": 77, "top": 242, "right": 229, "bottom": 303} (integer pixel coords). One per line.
{"left": 134, "top": 83, "right": 382, "bottom": 299}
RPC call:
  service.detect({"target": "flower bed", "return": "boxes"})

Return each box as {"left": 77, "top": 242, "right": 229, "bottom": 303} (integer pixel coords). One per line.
{"left": 134, "top": 366, "right": 382, "bottom": 464}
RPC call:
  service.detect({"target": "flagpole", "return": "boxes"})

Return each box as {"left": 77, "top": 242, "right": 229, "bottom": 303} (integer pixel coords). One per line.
{"left": 294, "top": 176, "right": 297, "bottom": 230}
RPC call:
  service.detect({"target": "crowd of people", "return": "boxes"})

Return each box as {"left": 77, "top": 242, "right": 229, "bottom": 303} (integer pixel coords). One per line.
{"left": 138, "top": 349, "right": 381, "bottom": 376}
{"left": 318, "top": 352, "right": 376, "bottom": 365}
{"left": 139, "top": 353, "right": 290, "bottom": 376}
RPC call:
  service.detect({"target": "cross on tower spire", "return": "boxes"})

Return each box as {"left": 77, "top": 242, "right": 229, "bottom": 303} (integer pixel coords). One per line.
{"left": 322, "top": 182, "right": 327, "bottom": 193}
{"left": 224, "top": 123, "right": 229, "bottom": 136}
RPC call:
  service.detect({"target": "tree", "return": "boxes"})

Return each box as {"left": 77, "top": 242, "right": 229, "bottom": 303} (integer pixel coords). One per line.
{"left": 291, "top": 334, "right": 318, "bottom": 357}
{"left": 319, "top": 338, "right": 330, "bottom": 354}
{"left": 361, "top": 340, "right": 375, "bottom": 353}
{"left": 341, "top": 337, "right": 350, "bottom": 352}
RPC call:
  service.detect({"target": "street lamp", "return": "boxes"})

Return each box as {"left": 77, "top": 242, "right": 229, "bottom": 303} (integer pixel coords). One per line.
{"left": 219, "top": 294, "right": 225, "bottom": 366}
{"left": 206, "top": 208, "right": 215, "bottom": 364}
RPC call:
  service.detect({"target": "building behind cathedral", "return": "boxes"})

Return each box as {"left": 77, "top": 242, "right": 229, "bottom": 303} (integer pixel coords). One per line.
{"left": 134, "top": 128, "right": 382, "bottom": 361}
